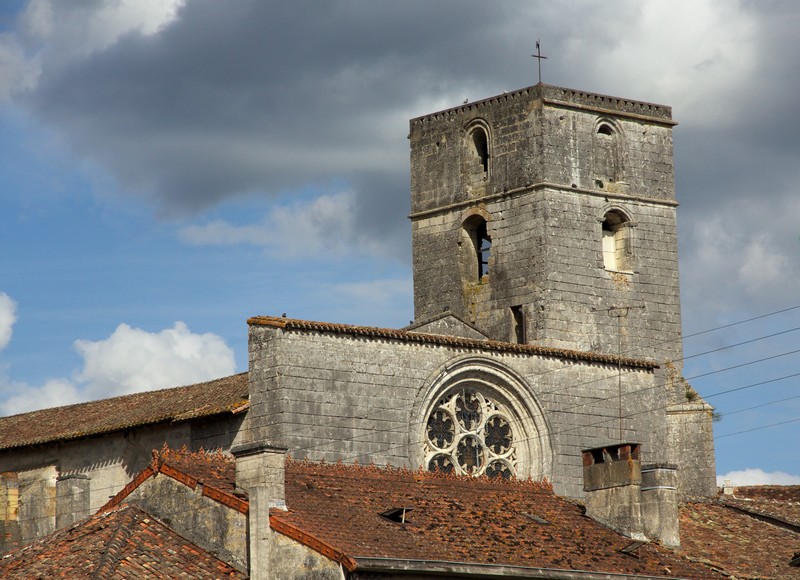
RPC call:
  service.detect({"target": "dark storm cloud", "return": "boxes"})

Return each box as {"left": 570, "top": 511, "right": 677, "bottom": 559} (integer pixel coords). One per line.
{"left": 16, "top": 1, "right": 800, "bottom": 308}
{"left": 23, "top": 0, "right": 560, "bottom": 262}
{"left": 27, "top": 1, "right": 532, "bottom": 211}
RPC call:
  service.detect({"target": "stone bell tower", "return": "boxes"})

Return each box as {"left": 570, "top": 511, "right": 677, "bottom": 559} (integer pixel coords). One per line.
{"left": 409, "top": 83, "right": 683, "bottom": 366}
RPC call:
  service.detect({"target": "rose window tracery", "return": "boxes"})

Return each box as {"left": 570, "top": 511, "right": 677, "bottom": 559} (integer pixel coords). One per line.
{"left": 424, "top": 389, "right": 516, "bottom": 478}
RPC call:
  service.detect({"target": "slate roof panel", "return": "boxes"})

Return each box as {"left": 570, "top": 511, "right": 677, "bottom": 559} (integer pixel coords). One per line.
{"left": 0, "top": 373, "right": 248, "bottom": 451}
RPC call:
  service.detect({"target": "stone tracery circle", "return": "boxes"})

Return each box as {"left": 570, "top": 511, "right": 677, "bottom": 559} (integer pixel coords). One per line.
{"left": 424, "top": 389, "right": 516, "bottom": 478}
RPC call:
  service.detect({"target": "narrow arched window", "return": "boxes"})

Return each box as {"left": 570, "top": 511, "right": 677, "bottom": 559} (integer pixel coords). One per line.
{"left": 461, "top": 215, "right": 491, "bottom": 282}
{"left": 476, "top": 219, "right": 491, "bottom": 278}
{"left": 465, "top": 122, "right": 491, "bottom": 184}
{"left": 594, "top": 120, "right": 622, "bottom": 186}
{"left": 601, "top": 210, "right": 633, "bottom": 272}
{"left": 472, "top": 128, "right": 489, "bottom": 175}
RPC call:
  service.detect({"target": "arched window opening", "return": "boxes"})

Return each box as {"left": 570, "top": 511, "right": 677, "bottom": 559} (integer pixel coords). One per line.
{"left": 461, "top": 215, "right": 491, "bottom": 282}
{"left": 472, "top": 127, "right": 489, "bottom": 175}
{"left": 597, "top": 123, "right": 614, "bottom": 136}
{"left": 594, "top": 119, "right": 622, "bottom": 184}
{"left": 476, "top": 220, "right": 491, "bottom": 278}
{"left": 511, "top": 305, "right": 526, "bottom": 344}
{"left": 425, "top": 389, "right": 516, "bottom": 479}
{"left": 602, "top": 211, "right": 633, "bottom": 272}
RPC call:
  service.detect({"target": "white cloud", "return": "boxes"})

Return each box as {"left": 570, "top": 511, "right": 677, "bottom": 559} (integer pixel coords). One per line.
{"left": 681, "top": 194, "right": 800, "bottom": 323}
{"left": 0, "top": 321, "right": 235, "bottom": 416}
{"left": 718, "top": 468, "right": 800, "bottom": 487}
{"left": 0, "top": 0, "right": 185, "bottom": 101}
{"left": 75, "top": 321, "right": 235, "bottom": 399}
{"left": 562, "top": 0, "right": 758, "bottom": 127}
{"left": 19, "top": 0, "right": 185, "bottom": 58}
{"left": 0, "top": 378, "right": 82, "bottom": 417}
{"left": 0, "top": 293, "right": 16, "bottom": 351}
{"left": 330, "top": 278, "right": 413, "bottom": 311}
{"left": 180, "top": 191, "right": 363, "bottom": 259}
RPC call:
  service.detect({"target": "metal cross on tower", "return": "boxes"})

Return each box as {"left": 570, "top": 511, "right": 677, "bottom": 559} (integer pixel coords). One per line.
{"left": 531, "top": 39, "right": 548, "bottom": 84}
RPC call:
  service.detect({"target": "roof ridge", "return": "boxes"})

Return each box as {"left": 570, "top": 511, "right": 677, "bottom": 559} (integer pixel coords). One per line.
{"left": 286, "top": 458, "right": 553, "bottom": 491}
{"left": 0, "top": 372, "right": 248, "bottom": 421}
{"left": 90, "top": 504, "right": 139, "bottom": 579}
{"left": 101, "top": 446, "right": 246, "bottom": 514}
{"left": 248, "top": 315, "right": 657, "bottom": 369}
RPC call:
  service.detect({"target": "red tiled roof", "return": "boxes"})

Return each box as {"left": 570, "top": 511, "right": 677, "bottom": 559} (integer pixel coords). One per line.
{"left": 270, "top": 461, "right": 721, "bottom": 578}
{"left": 0, "top": 503, "right": 246, "bottom": 579}
{"left": 248, "top": 315, "right": 658, "bottom": 369}
{"left": 680, "top": 501, "right": 800, "bottom": 578}
{"left": 733, "top": 485, "right": 800, "bottom": 503}
{"left": 0, "top": 373, "right": 249, "bottom": 451}
{"left": 722, "top": 485, "right": 800, "bottom": 529}
{"left": 103, "top": 446, "right": 247, "bottom": 515}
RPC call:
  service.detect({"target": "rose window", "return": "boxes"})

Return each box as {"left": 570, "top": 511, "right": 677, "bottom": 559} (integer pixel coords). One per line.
{"left": 424, "top": 390, "right": 516, "bottom": 478}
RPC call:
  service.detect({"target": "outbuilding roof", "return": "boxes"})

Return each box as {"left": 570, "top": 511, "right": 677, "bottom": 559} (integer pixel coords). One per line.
{"left": 680, "top": 499, "right": 800, "bottom": 578}
{"left": 0, "top": 503, "right": 247, "bottom": 579}
{"left": 0, "top": 373, "right": 249, "bottom": 451}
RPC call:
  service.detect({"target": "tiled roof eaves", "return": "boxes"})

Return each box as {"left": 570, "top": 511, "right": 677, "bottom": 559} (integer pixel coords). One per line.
{"left": 0, "top": 401, "right": 248, "bottom": 451}
{"left": 248, "top": 316, "right": 657, "bottom": 370}
{"left": 350, "top": 557, "right": 688, "bottom": 579}
{"left": 0, "top": 373, "right": 249, "bottom": 451}
{"left": 270, "top": 516, "right": 357, "bottom": 571}
{"left": 101, "top": 453, "right": 248, "bottom": 515}
{"left": 102, "top": 465, "right": 156, "bottom": 513}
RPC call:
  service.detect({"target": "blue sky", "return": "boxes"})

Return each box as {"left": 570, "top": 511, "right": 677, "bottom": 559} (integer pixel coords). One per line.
{"left": 0, "top": 0, "right": 798, "bottom": 485}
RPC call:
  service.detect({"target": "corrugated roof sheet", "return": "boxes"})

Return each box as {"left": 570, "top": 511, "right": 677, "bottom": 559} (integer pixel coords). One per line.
{"left": 249, "top": 315, "right": 658, "bottom": 369}
{"left": 0, "top": 373, "right": 248, "bottom": 451}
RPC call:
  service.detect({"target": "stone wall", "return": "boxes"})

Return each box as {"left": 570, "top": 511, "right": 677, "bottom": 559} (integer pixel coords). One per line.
{"left": 0, "top": 414, "right": 243, "bottom": 552}
{"left": 667, "top": 401, "right": 718, "bottom": 498}
{"left": 245, "top": 323, "right": 672, "bottom": 498}
{"left": 127, "top": 473, "right": 247, "bottom": 572}
{"left": 409, "top": 84, "right": 683, "bottom": 368}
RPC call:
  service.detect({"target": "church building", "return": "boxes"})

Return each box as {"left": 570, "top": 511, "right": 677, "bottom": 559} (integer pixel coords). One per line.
{"left": 0, "top": 83, "right": 731, "bottom": 578}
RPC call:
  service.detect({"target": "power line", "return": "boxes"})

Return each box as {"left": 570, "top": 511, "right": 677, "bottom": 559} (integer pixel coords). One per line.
{"left": 682, "top": 304, "right": 800, "bottom": 340}
{"left": 704, "top": 371, "right": 800, "bottom": 399}
{"left": 716, "top": 417, "right": 800, "bottom": 439}
{"left": 723, "top": 393, "right": 800, "bottom": 417}
{"left": 683, "top": 325, "right": 800, "bottom": 361}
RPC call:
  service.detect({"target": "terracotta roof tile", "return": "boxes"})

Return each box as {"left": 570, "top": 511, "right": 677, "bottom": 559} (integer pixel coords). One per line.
{"left": 733, "top": 485, "right": 800, "bottom": 503}
{"left": 0, "top": 373, "right": 248, "bottom": 451}
{"left": 103, "top": 447, "right": 246, "bottom": 515}
{"left": 720, "top": 486, "right": 800, "bottom": 529}
{"left": 0, "top": 503, "right": 246, "bottom": 579}
{"left": 271, "top": 461, "right": 721, "bottom": 578}
{"left": 680, "top": 501, "right": 800, "bottom": 578}
{"left": 248, "top": 315, "right": 658, "bottom": 369}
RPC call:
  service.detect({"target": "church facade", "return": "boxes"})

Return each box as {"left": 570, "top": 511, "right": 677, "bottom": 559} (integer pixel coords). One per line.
{"left": 0, "top": 83, "right": 717, "bottom": 557}
{"left": 241, "top": 83, "right": 716, "bottom": 500}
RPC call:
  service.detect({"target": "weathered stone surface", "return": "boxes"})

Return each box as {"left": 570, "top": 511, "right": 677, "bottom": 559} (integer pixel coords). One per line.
{"left": 409, "top": 84, "right": 683, "bottom": 367}
{"left": 246, "top": 323, "right": 672, "bottom": 499}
